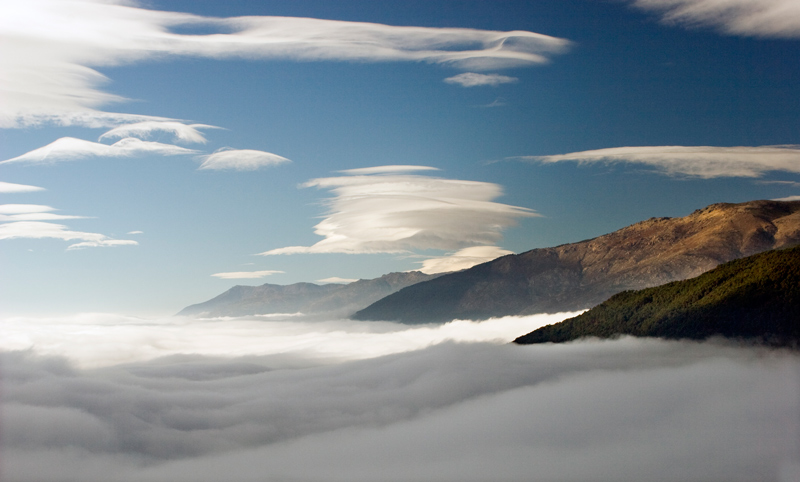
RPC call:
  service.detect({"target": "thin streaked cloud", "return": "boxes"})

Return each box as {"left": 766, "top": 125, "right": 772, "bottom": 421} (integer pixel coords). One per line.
{"left": 518, "top": 145, "right": 800, "bottom": 178}
{"left": 211, "top": 270, "right": 285, "bottom": 279}
{"left": 632, "top": 0, "right": 800, "bottom": 38}
{"left": 444, "top": 72, "right": 518, "bottom": 87}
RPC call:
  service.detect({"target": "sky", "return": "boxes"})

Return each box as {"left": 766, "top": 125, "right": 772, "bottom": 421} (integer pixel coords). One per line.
{"left": 1, "top": 0, "right": 800, "bottom": 316}
{"left": 2, "top": 3, "right": 800, "bottom": 480}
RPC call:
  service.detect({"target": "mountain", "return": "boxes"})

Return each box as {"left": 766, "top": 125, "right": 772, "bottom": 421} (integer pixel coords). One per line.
{"left": 352, "top": 200, "right": 800, "bottom": 323}
{"left": 514, "top": 245, "right": 800, "bottom": 346}
{"left": 178, "top": 271, "right": 440, "bottom": 318}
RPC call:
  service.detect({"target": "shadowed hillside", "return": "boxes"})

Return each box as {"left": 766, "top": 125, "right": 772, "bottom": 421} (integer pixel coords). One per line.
{"left": 514, "top": 245, "right": 800, "bottom": 346}
{"left": 178, "top": 271, "right": 441, "bottom": 318}
{"left": 353, "top": 200, "right": 800, "bottom": 323}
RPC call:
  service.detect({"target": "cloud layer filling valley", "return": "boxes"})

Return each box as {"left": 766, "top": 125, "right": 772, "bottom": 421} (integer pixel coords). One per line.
{"left": 2, "top": 313, "right": 798, "bottom": 482}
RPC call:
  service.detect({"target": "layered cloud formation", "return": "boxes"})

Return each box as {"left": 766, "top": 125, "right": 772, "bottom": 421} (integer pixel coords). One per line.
{"left": 0, "top": 221, "right": 137, "bottom": 249}
{"left": 98, "top": 121, "right": 218, "bottom": 144}
{"left": 2, "top": 126, "right": 290, "bottom": 172}
{"left": 521, "top": 145, "right": 800, "bottom": 178}
{"left": 0, "top": 137, "right": 198, "bottom": 165}
{"left": 0, "top": 204, "right": 86, "bottom": 222}
{"left": 260, "top": 166, "right": 536, "bottom": 256}
{"left": 633, "top": 0, "right": 800, "bottom": 38}
{"left": 1, "top": 315, "right": 797, "bottom": 482}
{"left": 197, "top": 148, "right": 291, "bottom": 171}
{"left": 0, "top": 0, "right": 570, "bottom": 128}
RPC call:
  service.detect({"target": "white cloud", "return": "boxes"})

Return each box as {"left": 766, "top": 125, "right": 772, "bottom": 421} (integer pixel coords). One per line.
{"left": 197, "top": 148, "right": 291, "bottom": 171}
{"left": 0, "top": 312, "right": 580, "bottom": 367}
{"left": 127, "top": 230, "right": 143, "bottom": 235}
{"left": 773, "top": 195, "right": 800, "bottom": 201}
{"left": 0, "top": 204, "right": 88, "bottom": 221}
{"left": 444, "top": 72, "right": 519, "bottom": 87}
{"left": 99, "top": 121, "right": 220, "bottom": 144}
{"left": 0, "top": 221, "right": 137, "bottom": 249}
{"left": 0, "top": 137, "right": 198, "bottom": 165}
{"left": 211, "top": 270, "right": 284, "bottom": 279}
{"left": 0, "top": 322, "right": 797, "bottom": 482}
{"left": 632, "top": 0, "right": 800, "bottom": 38}
{"left": 419, "top": 245, "right": 514, "bottom": 274}
{"left": 0, "top": 0, "right": 570, "bottom": 127}
{"left": 67, "top": 239, "right": 140, "bottom": 249}
{"left": 520, "top": 145, "right": 800, "bottom": 178}
{"left": 317, "top": 277, "right": 359, "bottom": 284}
{"left": 759, "top": 180, "right": 800, "bottom": 188}
{"left": 0, "top": 181, "right": 45, "bottom": 193}
{"left": 259, "top": 166, "right": 537, "bottom": 255}
{"left": 0, "top": 204, "right": 54, "bottom": 214}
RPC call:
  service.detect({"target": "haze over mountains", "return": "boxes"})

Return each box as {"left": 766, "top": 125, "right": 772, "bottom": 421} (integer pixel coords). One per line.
{"left": 352, "top": 200, "right": 800, "bottom": 323}
{"left": 178, "top": 271, "right": 440, "bottom": 318}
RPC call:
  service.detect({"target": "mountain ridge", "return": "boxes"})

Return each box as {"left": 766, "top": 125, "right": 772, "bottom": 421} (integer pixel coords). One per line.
{"left": 513, "top": 245, "right": 800, "bottom": 346}
{"left": 178, "top": 270, "right": 441, "bottom": 318}
{"left": 352, "top": 200, "right": 800, "bottom": 323}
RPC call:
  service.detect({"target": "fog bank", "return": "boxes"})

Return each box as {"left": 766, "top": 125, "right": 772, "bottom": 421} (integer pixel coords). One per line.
{"left": 3, "top": 326, "right": 799, "bottom": 481}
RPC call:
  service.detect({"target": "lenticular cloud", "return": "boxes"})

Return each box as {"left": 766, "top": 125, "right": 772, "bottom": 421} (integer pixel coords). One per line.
{"left": 1, "top": 137, "right": 197, "bottom": 165}
{"left": 197, "top": 148, "right": 291, "bottom": 171}
{"left": 260, "top": 166, "right": 537, "bottom": 255}
{"left": 99, "top": 121, "right": 218, "bottom": 144}
{"left": 521, "top": 144, "right": 800, "bottom": 178}
{"left": 0, "top": 0, "right": 570, "bottom": 128}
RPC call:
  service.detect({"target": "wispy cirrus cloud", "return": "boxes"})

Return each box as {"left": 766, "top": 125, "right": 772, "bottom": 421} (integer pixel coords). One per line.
{"left": 98, "top": 121, "right": 220, "bottom": 144}
{"left": 259, "top": 166, "right": 537, "bottom": 255}
{"left": 418, "top": 246, "right": 514, "bottom": 274}
{"left": 0, "top": 137, "right": 198, "bottom": 165}
{"left": 198, "top": 148, "right": 291, "bottom": 171}
{"left": 0, "top": 204, "right": 87, "bottom": 221}
{"left": 518, "top": 145, "right": 800, "bottom": 178}
{"left": 211, "top": 270, "right": 285, "bottom": 279}
{"left": 444, "top": 72, "right": 519, "bottom": 87}
{"left": 0, "top": 181, "right": 46, "bottom": 193}
{"left": 632, "top": 0, "right": 800, "bottom": 38}
{"left": 0, "top": 221, "right": 137, "bottom": 249}
{"left": 1, "top": 0, "right": 570, "bottom": 128}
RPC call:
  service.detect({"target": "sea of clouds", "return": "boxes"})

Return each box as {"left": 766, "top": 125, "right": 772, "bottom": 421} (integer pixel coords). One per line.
{"left": 2, "top": 312, "right": 799, "bottom": 482}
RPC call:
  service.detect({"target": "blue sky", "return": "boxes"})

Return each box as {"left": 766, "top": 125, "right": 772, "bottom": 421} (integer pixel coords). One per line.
{"left": 1, "top": 0, "right": 799, "bottom": 316}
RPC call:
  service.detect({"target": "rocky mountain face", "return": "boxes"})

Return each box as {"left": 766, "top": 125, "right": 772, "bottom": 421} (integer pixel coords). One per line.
{"left": 352, "top": 200, "right": 800, "bottom": 323}
{"left": 178, "top": 271, "right": 440, "bottom": 318}
{"left": 514, "top": 245, "right": 800, "bottom": 346}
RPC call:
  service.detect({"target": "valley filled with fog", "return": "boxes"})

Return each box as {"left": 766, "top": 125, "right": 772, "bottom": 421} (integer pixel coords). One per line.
{"left": 2, "top": 313, "right": 798, "bottom": 482}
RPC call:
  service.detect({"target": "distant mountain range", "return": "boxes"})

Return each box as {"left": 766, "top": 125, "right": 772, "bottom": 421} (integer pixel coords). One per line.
{"left": 352, "top": 200, "right": 800, "bottom": 323}
{"left": 514, "top": 244, "right": 800, "bottom": 346}
{"left": 178, "top": 271, "right": 441, "bottom": 318}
